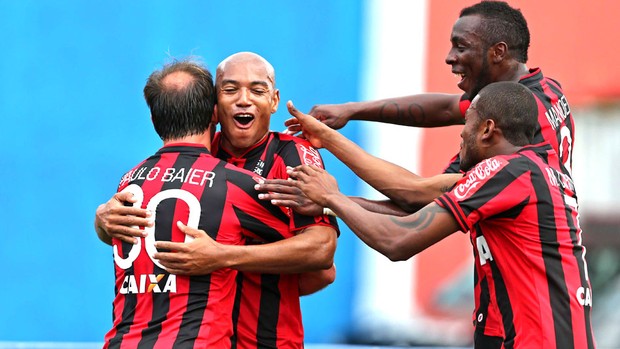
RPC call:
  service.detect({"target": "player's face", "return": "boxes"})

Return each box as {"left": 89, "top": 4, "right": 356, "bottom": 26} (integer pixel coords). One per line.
{"left": 216, "top": 58, "right": 279, "bottom": 156}
{"left": 446, "top": 15, "right": 494, "bottom": 98}
{"left": 459, "top": 98, "right": 484, "bottom": 172}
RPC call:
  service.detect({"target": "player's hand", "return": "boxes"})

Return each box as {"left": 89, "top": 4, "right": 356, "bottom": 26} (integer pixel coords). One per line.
{"left": 154, "top": 221, "right": 227, "bottom": 275}
{"left": 255, "top": 178, "right": 323, "bottom": 216}
{"left": 284, "top": 103, "right": 351, "bottom": 135}
{"left": 287, "top": 165, "right": 340, "bottom": 207}
{"left": 96, "top": 191, "right": 151, "bottom": 244}
{"left": 284, "top": 101, "right": 336, "bottom": 149}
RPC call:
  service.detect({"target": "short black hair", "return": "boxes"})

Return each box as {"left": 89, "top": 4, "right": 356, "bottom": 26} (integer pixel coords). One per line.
{"left": 460, "top": 1, "right": 530, "bottom": 63}
{"left": 475, "top": 81, "right": 538, "bottom": 145}
{"left": 143, "top": 58, "right": 216, "bottom": 141}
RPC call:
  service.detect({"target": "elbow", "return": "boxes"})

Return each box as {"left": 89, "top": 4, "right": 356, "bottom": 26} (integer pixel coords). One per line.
{"left": 323, "top": 264, "right": 336, "bottom": 285}
{"left": 315, "top": 232, "right": 337, "bottom": 270}
{"left": 314, "top": 243, "right": 336, "bottom": 270}
{"left": 380, "top": 240, "right": 417, "bottom": 262}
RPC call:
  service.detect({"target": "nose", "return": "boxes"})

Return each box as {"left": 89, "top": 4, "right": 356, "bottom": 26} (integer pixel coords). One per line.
{"left": 445, "top": 48, "right": 457, "bottom": 65}
{"left": 236, "top": 87, "right": 252, "bottom": 106}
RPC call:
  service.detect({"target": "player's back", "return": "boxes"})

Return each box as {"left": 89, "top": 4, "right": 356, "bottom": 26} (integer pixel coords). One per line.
{"left": 104, "top": 143, "right": 292, "bottom": 349}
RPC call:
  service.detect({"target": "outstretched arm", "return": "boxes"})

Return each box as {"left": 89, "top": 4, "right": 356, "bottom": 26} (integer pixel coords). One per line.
{"left": 154, "top": 222, "right": 337, "bottom": 275}
{"left": 288, "top": 165, "right": 459, "bottom": 261}
{"left": 284, "top": 93, "right": 464, "bottom": 131}
{"left": 255, "top": 178, "right": 411, "bottom": 216}
{"left": 285, "top": 101, "right": 463, "bottom": 211}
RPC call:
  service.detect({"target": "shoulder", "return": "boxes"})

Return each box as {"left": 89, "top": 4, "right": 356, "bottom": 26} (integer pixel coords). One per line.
{"left": 270, "top": 132, "right": 325, "bottom": 168}
{"left": 223, "top": 161, "right": 264, "bottom": 187}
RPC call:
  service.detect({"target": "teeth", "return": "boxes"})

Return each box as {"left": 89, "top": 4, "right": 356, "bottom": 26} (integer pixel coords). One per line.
{"left": 234, "top": 113, "right": 254, "bottom": 125}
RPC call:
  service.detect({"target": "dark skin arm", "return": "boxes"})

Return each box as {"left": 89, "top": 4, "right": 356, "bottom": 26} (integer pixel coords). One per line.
{"left": 255, "top": 179, "right": 410, "bottom": 216}
{"left": 288, "top": 164, "right": 460, "bottom": 262}
{"left": 284, "top": 93, "right": 465, "bottom": 131}
{"left": 282, "top": 101, "right": 463, "bottom": 211}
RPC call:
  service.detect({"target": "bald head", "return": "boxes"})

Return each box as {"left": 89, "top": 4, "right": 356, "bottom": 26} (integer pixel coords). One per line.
{"left": 216, "top": 52, "right": 276, "bottom": 87}
{"left": 161, "top": 71, "right": 194, "bottom": 91}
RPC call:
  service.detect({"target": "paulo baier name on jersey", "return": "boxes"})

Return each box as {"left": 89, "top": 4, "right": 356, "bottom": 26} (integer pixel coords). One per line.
{"left": 119, "top": 166, "right": 216, "bottom": 188}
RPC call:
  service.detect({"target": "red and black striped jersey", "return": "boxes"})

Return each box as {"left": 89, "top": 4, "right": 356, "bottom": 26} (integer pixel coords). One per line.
{"left": 444, "top": 68, "right": 575, "bottom": 177}
{"left": 212, "top": 131, "right": 339, "bottom": 349}
{"left": 436, "top": 143, "right": 595, "bottom": 349}
{"left": 104, "top": 143, "right": 294, "bottom": 349}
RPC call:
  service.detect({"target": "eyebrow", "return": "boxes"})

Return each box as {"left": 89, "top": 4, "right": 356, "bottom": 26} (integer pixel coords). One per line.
{"left": 220, "top": 79, "right": 270, "bottom": 88}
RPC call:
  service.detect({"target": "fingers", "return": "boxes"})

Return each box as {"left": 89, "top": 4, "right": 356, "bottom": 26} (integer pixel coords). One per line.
{"left": 287, "top": 164, "right": 323, "bottom": 178}
{"left": 283, "top": 117, "right": 300, "bottom": 127}
{"left": 111, "top": 231, "right": 142, "bottom": 245}
{"left": 113, "top": 206, "right": 151, "bottom": 218}
{"left": 176, "top": 221, "right": 207, "bottom": 238}
{"left": 114, "top": 191, "right": 138, "bottom": 203}
{"left": 154, "top": 240, "right": 187, "bottom": 252}
{"left": 284, "top": 124, "right": 302, "bottom": 136}
{"left": 287, "top": 101, "right": 313, "bottom": 123}
{"left": 254, "top": 179, "right": 301, "bottom": 194}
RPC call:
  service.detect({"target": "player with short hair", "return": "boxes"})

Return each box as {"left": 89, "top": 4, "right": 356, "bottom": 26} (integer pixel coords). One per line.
{"left": 276, "top": 1, "right": 576, "bottom": 213}
{"left": 283, "top": 81, "right": 595, "bottom": 348}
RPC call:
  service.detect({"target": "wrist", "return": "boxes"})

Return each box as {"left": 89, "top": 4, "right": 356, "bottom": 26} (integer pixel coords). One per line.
{"left": 323, "top": 192, "right": 347, "bottom": 215}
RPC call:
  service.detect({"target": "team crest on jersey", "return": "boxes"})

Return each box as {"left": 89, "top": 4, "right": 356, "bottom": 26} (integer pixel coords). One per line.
{"left": 454, "top": 158, "right": 502, "bottom": 199}
{"left": 296, "top": 144, "right": 323, "bottom": 168}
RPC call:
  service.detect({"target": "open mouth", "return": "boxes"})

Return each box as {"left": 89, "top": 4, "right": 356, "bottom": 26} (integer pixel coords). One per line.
{"left": 234, "top": 113, "right": 254, "bottom": 126}
{"left": 454, "top": 72, "right": 468, "bottom": 92}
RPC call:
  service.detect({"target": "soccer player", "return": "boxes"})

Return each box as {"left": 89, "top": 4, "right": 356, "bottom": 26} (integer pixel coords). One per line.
{"left": 96, "top": 52, "right": 339, "bottom": 349}
{"left": 101, "top": 59, "right": 299, "bottom": 348}
{"left": 279, "top": 1, "right": 576, "bottom": 213}
{"left": 284, "top": 81, "right": 595, "bottom": 348}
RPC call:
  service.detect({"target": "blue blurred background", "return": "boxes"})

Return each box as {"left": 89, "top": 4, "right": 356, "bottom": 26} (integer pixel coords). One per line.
{"left": 0, "top": 1, "right": 365, "bottom": 343}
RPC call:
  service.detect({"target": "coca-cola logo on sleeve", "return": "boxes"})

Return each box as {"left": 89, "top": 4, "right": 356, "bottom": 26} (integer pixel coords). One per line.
{"left": 454, "top": 158, "right": 502, "bottom": 199}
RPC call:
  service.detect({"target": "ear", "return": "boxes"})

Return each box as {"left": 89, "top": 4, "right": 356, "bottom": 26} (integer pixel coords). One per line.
{"left": 271, "top": 88, "right": 280, "bottom": 114}
{"left": 212, "top": 105, "right": 219, "bottom": 125}
{"left": 480, "top": 119, "right": 496, "bottom": 143}
{"left": 490, "top": 42, "right": 508, "bottom": 64}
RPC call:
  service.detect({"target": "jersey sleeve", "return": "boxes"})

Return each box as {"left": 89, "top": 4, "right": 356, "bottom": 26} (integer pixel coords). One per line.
{"left": 459, "top": 93, "right": 471, "bottom": 118}
{"left": 273, "top": 139, "right": 340, "bottom": 235}
{"left": 225, "top": 166, "right": 296, "bottom": 243}
{"left": 435, "top": 156, "right": 531, "bottom": 233}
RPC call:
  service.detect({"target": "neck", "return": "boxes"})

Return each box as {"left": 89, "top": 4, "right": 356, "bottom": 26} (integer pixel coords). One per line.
{"left": 164, "top": 132, "right": 212, "bottom": 151}
{"left": 497, "top": 62, "right": 529, "bottom": 82}
{"left": 220, "top": 131, "right": 269, "bottom": 158}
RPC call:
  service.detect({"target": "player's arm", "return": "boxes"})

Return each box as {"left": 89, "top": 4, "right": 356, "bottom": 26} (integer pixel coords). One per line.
{"left": 299, "top": 264, "right": 336, "bottom": 296}
{"left": 154, "top": 223, "right": 337, "bottom": 276}
{"left": 255, "top": 179, "right": 411, "bottom": 216}
{"left": 285, "top": 93, "right": 464, "bottom": 131}
{"left": 289, "top": 164, "right": 459, "bottom": 261}
{"left": 94, "top": 192, "right": 151, "bottom": 245}
{"left": 285, "top": 101, "right": 463, "bottom": 211}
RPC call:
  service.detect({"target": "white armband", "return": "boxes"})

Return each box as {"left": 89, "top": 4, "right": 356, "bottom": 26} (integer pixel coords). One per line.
{"left": 322, "top": 207, "right": 337, "bottom": 217}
